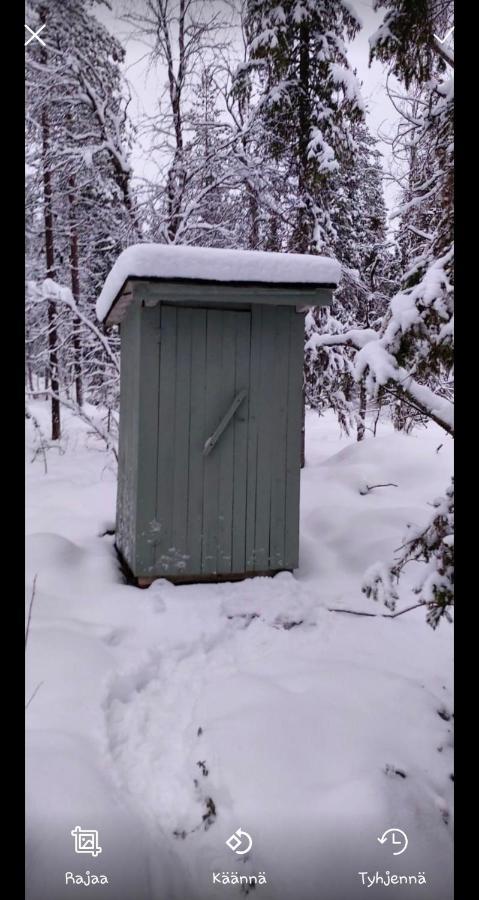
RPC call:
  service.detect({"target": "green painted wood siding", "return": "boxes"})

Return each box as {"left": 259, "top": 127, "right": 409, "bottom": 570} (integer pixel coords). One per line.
{"left": 116, "top": 299, "right": 305, "bottom": 580}
{"left": 115, "top": 304, "right": 141, "bottom": 567}
{"left": 245, "top": 306, "right": 304, "bottom": 574}
{"left": 129, "top": 278, "right": 333, "bottom": 309}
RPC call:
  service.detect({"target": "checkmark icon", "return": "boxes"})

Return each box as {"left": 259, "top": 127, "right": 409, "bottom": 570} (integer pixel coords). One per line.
{"left": 434, "top": 26, "right": 454, "bottom": 45}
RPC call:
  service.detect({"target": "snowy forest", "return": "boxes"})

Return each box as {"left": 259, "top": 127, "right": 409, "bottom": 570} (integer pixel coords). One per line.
{"left": 26, "top": 0, "right": 454, "bottom": 627}
{"left": 25, "top": 3, "right": 454, "bottom": 898}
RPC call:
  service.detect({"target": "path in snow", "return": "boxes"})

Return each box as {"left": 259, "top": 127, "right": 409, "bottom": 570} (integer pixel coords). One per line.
{"left": 26, "top": 404, "right": 453, "bottom": 899}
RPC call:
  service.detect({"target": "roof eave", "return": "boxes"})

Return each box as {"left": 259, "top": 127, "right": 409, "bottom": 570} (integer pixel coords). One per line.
{"left": 103, "top": 276, "right": 338, "bottom": 327}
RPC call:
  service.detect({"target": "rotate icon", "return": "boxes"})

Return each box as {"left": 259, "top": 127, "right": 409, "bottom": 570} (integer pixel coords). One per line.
{"left": 226, "top": 828, "right": 253, "bottom": 855}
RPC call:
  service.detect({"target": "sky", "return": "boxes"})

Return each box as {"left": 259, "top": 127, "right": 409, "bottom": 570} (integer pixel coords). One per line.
{"left": 95, "top": 0, "right": 401, "bottom": 213}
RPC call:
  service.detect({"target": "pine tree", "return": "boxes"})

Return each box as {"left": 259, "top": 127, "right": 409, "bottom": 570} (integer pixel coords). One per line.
{"left": 239, "top": 3, "right": 395, "bottom": 440}
{"left": 239, "top": 1, "right": 372, "bottom": 458}
{"left": 369, "top": 0, "right": 454, "bottom": 405}
{"left": 241, "top": 0, "right": 365, "bottom": 254}
{"left": 358, "top": 0, "right": 454, "bottom": 624}
{"left": 305, "top": 122, "right": 394, "bottom": 438}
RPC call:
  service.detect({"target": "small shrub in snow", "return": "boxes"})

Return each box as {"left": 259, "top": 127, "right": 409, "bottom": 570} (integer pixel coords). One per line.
{"left": 363, "top": 479, "right": 454, "bottom": 627}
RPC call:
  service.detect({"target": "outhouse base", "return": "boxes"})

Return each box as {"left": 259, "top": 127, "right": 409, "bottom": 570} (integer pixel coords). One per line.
{"left": 115, "top": 544, "right": 293, "bottom": 588}
{"left": 136, "top": 569, "right": 292, "bottom": 588}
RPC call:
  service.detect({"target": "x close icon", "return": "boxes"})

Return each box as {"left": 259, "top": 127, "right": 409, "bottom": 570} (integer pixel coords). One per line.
{"left": 25, "top": 23, "right": 46, "bottom": 47}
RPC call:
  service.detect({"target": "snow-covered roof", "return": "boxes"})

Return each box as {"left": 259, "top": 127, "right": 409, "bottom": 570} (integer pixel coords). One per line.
{"left": 96, "top": 244, "right": 341, "bottom": 324}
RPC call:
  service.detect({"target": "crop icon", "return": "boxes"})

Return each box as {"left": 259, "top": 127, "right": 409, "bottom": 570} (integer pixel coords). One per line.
{"left": 71, "top": 826, "right": 102, "bottom": 857}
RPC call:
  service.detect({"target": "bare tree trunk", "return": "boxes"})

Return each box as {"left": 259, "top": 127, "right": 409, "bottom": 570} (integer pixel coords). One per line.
{"left": 300, "top": 312, "right": 310, "bottom": 469}
{"left": 247, "top": 181, "right": 260, "bottom": 250}
{"left": 295, "top": 22, "right": 312, "bottom": 256}
{"left": 357, "top": 381, "right": 367, "bottom": 441}
{"left": 165, "top": 0, "right": 186, "bottom": 242}
{"left": 68, "top": 176, "right": 83, "bottom": 407}
{"left": 27, "top": 360, "right": 35, "bottom": 396}
{"left": 297, "top": 23, "right": 311, "bottom": 469}
{"left": 372, "top": 407, "right": 380, "bottom": 436}
{"left": 41, "top": 100, "right": 61, "bottom": 441}
{"left": 237, "top": 130, "right": 260, "bottom": 250}
{"left": 265, "top": 208, "right": 281, "bottom": 252}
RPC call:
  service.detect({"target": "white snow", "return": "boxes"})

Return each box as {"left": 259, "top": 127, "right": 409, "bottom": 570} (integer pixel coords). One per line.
{"left": 354, "top": 340, "right": 454, "bottom": 432}
{"left": 26, "top": 405, "right": 453, "bottom": 900}
{"left": 330, "top": 63, "right": 366, "bottom": 112}
{"left": 305, "top": 326, "right": 377, "bottom": 351}
{"left": 40, "top": 277, "right": 74, "bottom": 304}
{"left": 96, "top": 244, "right": 341, "bottom": 323}
{"left": 340, "top": 0, "right": 363, "bottom": 28}
{"left": 307, "top": 128, "right": 339, "bottom": 172}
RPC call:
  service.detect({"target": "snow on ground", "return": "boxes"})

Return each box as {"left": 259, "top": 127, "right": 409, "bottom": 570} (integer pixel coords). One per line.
{"left": 26, "top": 404, "right": 453, "bottom": 900}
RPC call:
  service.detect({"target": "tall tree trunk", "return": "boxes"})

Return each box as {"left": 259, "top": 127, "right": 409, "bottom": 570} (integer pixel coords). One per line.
{"left": 357, "top": 381, "right": 367, "bottom": 441}
{"left": 266, "top": 207, "right": 281, "bottom": 252}
{"left": 247, "top": 181, "right": 260, "bottom": 250}
{"left": 68, "top": 176, "right": 83, "bottom": 407}
{"left": 165, "top": 1, "right": 186, "bottom": 243}
{"left": 41, "top": 101, "right": 61, "bottom": 441}
{"left": 27, "top": 360, "right": 34, "bottom": 395}
{"left": 296, "top": 22, "right": 311, "bottom": 256}
{"left": 297, "top": 23, "right": 311, "bottom": 468}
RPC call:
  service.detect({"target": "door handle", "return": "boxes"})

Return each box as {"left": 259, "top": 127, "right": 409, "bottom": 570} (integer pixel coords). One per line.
{"left": 203, "top": 389, "right": 248, "bottom": 457}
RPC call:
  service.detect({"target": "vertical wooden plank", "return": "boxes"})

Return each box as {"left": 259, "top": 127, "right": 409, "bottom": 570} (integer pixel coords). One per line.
{"left": 186, "top": 308, "right": 207, "bottom": 575}
{"left": 135, "top": 303, "right": 161, "bottom": 575}
{"left": 245, "top": 306, "right": 262, "bottom": 571}
{"left": 155, "top": 305, "right": 178, "bottom": 574}
{"left": 115, "top": 324, "right": 131, "bottom": 565}
{"left": 201, "top": 310, "right": 225, "bottom": 575}
{"left": 268, "top": 308, "right": 291, "bottom": 569}
{"left": 231, "top": 313, "right": 251, "bottom": 573}
{"left": 170, "top": 308, "right": 192, "bottom": 575}
{"left": 116, "top": 305, "right": 140, "bottom": 571}
{"left": 216, "top": 313, "right": 237, "bottom": 574}
{"left": 251, "top": 306, "right": 278, "bottom": 571}
{"left": 116, "top": 320, "right": 129, "bottom": 559}
{"left": 284, "top": 308, "right": 305, "bottom": 570}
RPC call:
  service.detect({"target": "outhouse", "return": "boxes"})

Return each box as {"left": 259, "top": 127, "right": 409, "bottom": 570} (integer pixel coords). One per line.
{"left": 96, "top": 245, "right": 339, "bottom": 585}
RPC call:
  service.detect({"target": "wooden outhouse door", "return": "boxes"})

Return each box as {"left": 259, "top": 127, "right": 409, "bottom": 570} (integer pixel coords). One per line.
{"left": 154, "top": 304, "right": 252, "bottom": 577}
{"left": 142, "top": 300, "right": 304, "bottom": 581}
